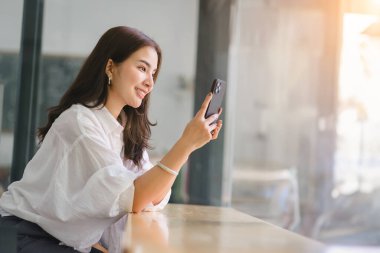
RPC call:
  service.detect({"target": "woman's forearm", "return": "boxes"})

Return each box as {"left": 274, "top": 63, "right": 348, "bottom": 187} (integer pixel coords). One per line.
{"left": 132, "top": 137, "right": 193, "bottom": 212}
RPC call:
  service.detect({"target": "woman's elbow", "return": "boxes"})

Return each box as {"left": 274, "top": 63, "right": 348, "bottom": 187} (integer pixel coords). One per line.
{"left": 131, "top": 199, "right": 145, "bottom": 213}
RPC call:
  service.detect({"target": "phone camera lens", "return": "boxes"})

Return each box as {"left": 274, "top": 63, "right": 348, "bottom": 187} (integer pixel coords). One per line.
{"left": 216, "top": 87, "right": 220, "bottom": 93}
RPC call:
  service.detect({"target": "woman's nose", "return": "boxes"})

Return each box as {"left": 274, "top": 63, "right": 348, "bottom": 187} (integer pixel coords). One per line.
{"left": 144, "top": 74, "right": 154, "bottom": 89}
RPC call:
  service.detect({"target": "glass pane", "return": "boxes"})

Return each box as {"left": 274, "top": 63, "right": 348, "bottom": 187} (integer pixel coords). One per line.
{"left": 230, "top": 0, "right": 380, "bottom": 248}
{"left": 325, "top": 12, "right": 380, "bottom": 246}
{"left": 230, "top": 0, "right": 325, "bottom": 231}
{"left": 0, "top": 0, "right": 24, "bottom": 195}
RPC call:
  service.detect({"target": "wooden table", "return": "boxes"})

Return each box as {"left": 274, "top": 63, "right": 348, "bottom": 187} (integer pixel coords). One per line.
{"left": 122, "top": 204, "right": 328, "bottom": 253}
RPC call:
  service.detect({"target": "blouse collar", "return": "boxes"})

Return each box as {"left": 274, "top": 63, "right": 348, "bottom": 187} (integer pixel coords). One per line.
{"left": 92, "top": 105, "right": 125, "bottom": 135}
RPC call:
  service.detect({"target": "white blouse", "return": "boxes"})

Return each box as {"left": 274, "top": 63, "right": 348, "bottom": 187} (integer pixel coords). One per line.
{"left": 0, "top": 104, "right": 171, "bottom": 253}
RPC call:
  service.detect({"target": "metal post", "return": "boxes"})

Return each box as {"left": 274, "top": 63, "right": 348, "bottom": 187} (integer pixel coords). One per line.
{"left": 0, "top": 84, "right": 4, "bottom": 137}
{"left": 188, "top": 0, "right": 232, "bottom": 206}
{"left": 11, "top": 0, "right": 44, "bottom": 182}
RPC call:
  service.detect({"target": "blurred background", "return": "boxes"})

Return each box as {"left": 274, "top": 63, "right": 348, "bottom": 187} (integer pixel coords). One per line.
{"left": 1, "top": 0, "right": 380, "bottom": 249}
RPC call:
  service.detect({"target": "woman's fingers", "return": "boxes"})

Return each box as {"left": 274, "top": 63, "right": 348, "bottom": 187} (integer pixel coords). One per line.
{"left": 205, "top": 114, "right": 219, "bottom": 125}
{"left": 205, "top": 107, "right": 223, "bottom": 126}
{"left": 196, "top": 93, "right": 213, "bottom": 118}
{"left": 211, "top": 120, "right": 223, "bottom": 140}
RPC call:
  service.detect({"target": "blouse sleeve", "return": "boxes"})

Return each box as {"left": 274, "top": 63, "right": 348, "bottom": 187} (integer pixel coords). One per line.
{"left": 142, "top": 189, "right": 171, "bottom": 212}
{"left": 49, "top": 109, "right": 141, "bottom": 219}
{"left": 59, "top": 133, "right": 136, "bottom": 218}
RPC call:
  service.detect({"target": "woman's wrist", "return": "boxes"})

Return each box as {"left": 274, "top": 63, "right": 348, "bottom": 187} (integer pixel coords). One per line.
{"left": 176, "top": 136, "right": 196, "bottom": 156}
{"left": 158, "top": 136, "right": 193, "bottom": 175}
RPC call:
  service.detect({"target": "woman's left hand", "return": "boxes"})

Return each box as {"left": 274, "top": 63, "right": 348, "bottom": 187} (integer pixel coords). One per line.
{"left": 180, "top": 93, "right": 223, "bottom": 152}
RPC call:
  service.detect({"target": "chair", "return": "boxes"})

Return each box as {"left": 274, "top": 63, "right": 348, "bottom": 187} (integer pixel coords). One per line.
{"left": 232, "top": 167, "right": 300, "bottom": 231}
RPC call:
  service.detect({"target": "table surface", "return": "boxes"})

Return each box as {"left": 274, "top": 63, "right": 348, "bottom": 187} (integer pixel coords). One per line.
{"left": 122, "top": 203, "right": 334, "bottom": 253}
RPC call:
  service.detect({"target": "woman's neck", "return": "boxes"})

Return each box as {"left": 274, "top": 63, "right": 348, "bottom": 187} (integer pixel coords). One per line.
{"left": 105, "top": 98, "right": 124, "bottom": 119}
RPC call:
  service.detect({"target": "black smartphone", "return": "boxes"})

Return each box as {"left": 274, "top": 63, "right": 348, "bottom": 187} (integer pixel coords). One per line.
{"left": 205, "top": 78, "right": 226, "bottom": 124}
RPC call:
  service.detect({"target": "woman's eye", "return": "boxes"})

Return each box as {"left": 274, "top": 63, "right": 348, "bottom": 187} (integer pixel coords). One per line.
{"left": 138, "top": 66, "right": 146, "bottom": 72}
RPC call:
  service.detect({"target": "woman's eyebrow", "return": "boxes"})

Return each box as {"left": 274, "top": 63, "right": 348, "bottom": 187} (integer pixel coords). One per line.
{"left": 138, "top": 59, "right": 157, "bottom": 72}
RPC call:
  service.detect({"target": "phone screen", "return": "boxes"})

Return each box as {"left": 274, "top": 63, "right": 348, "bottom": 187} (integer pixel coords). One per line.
{"left": 205, "top": 79, "right": 226, "bottom": 123}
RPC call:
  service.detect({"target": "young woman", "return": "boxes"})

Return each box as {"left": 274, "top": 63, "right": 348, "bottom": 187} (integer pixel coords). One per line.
{"left": 0, "top": 26, "right": 222, "bottom": 253}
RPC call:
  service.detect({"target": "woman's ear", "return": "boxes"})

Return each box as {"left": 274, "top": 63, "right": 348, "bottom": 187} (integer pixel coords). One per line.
{"left": 105, "top": 59, "right": 113, "bottom": 77}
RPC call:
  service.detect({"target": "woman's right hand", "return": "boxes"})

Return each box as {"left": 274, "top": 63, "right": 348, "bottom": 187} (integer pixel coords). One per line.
{"left": 180, "top": 93, "right": 223, "bottom": 152}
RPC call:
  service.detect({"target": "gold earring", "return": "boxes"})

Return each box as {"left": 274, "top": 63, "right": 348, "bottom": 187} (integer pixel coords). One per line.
{"left": 108, "top": 76, "right": 111, "bottom": 86}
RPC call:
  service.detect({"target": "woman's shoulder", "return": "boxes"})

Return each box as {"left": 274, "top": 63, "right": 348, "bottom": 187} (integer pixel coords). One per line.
{"left": 55, "top": 104, "right": 96, "bottom": 124}
{"left": 53, "top": 104, "right": 103, "bottom": 137}
{"left": 61, "top": 103, "right": 94, "bottom": 116}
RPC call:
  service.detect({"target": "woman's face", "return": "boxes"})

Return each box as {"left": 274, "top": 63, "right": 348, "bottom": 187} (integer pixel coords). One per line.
{"left": 108, "top": 46, "right": 158, "bottom": 109}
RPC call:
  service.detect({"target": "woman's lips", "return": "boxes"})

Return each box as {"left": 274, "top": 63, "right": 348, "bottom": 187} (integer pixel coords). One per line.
{"left": 136, "top": 88, "right": 147, "bottom": 99}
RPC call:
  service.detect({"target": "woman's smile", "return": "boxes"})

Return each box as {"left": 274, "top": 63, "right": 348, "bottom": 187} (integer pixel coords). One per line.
{"left": 135, "top": 87, "right": 148, "bottom": 99}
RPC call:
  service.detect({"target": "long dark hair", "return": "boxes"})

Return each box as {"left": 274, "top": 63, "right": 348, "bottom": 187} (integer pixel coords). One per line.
{"left": 38, "top": 26, "right": 162, "bottom": 168}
